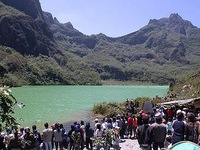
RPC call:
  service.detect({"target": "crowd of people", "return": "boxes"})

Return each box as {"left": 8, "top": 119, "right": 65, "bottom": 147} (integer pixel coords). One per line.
{"left": 1, "top": 100, "right": 200, "bottom": 150}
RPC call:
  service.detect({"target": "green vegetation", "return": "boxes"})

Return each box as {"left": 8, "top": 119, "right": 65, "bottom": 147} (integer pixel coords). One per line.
{"left": 0, "top": 46, "right": 101, "bottom": 86}
{"left": 1, "top": 2, "right": 200, "bottom": 86}
{"left": 49, "top": 13, "right": 200, "bottom": 85}
{"left": 0, "top": 86, "right": 19, "bottom": 128}
{"left": 93, "top": 97, "right": 152, "bottom": 117}
{"left": 93, "top": 102, "right": 128, "bottom": 117}
{"left": 169, "top": 72, "right": 200, "bottom": 100}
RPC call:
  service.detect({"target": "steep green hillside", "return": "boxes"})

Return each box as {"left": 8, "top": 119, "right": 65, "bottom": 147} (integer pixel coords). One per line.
{"left": 1, "top": 0, "right": 200, "bottom": 86}
{"left": 168, "top": 72, "right": 200, "bottom": 99}
{"left": 46, "top": 12, "right": 200, "bottom": 85}
{"left": 0, "top": 1, "right": 101, "bottom": 86}
{"left": 0, "top": 46, "right": 101, "bottom": 86}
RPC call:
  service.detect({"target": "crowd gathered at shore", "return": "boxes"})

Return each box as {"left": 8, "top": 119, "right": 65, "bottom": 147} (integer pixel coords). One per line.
{"left": 1, "top": 99, "right": 200, "bottom": 150}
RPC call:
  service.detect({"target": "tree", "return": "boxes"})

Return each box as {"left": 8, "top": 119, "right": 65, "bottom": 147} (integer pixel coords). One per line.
{"left": 0, "top": 86, "right": 19, "bottom": 129}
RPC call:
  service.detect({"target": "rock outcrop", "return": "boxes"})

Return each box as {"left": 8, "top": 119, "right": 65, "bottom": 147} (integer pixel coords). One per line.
{"left": 0, "top": 1, "right": 60, "bottom": 56}
{"left": 1, "top": 0, "right": 44, "bottom": 20}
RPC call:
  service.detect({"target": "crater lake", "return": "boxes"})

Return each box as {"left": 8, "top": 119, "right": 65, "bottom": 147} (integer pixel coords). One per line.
{"left": 12, "top": 85, "right": 168, "bottom": 131}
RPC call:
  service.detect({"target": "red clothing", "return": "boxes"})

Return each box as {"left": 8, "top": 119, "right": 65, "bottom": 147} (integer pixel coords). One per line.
{"left": 133, "top": 118, "right": 138, "bottom": 127}
{"left": 167, "top": 109, "right": 173, "bottom": 118}
{"left": 128, "top": 117, "right": 133, "bottom": 126}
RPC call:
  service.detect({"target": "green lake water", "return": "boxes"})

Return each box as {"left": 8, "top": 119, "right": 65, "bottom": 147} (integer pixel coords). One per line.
{"left": 12, "top": 85, "right": 168, "bottom": 131}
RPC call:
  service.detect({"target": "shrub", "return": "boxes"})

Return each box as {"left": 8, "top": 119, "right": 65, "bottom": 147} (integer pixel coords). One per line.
{"left": 0, "top": 86, "right": 19, "bottom": 129}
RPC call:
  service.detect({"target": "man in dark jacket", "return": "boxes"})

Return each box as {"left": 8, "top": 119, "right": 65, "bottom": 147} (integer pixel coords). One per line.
{"left": 136, "top": 115, "right": 151, "bottom": 150}
{"left": 150, "top": 112, "right": 166, "bottom": 150}
{"left": 85, "top": 122, "right": 94, "bottom": 150}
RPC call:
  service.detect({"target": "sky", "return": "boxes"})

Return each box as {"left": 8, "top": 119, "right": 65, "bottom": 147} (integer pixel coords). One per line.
{"left": 40, "top": 0, "right": 200, "bottom": 37}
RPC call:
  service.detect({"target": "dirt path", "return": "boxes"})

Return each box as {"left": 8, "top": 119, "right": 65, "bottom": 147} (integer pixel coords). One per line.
{"left": 82, "top": 138, "right": 140, "bottom": 150}
{"left": 118, "top": 139, "right": 140, "bottom": 150}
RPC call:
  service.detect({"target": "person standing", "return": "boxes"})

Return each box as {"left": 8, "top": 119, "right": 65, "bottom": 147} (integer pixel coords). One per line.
{"left": 171, "top": 112, "right": 185, "bottom": 145}
{"left": 24, "top": 127, "right": 35, "bottom": 150}
{"left": 127, "top": 114, "right": 133, "bottom": 138}
{"left": 112, "top": 127, "right": 121, "bottom": 150}
{"left": 137, "top": 111, "right": 144, "bottom": 126}
{"left": 150, "top": 112, "right": 166, "bottom": 150}
{"left": 4, "top": 127, "right": 14, "bottom": 149}
{"left": 85, "top": 122, "right": 94, "bottom": 150}
{"left": 80, "top": 121, "right": 85, "bottom": 150}
{"left": 32, "top": 125, "right": 41, "bottom": 150}
{"left": 185, "top": 113, "right": 199, "bottom": 144}
{"left": 112, "top": 117, "right": 118, "bottom": 128}
{"left": 68, "top": 125, "right": 75, "bottom": 150}
{"left": 107, "top": 118, "right": 113, "bottom": 129}
{"left": 43, "top": 122, "right": 53, "bottom": 150}
{"left": 94, "top": 124, "right": 104, "bottom": 150}
{"left": 136, "top": 115, "right": 151, "bottom": 150}
{"left": 7, "top": 131, "right": 22, "bottom": 150}
{"left": 116, "top": 115, "right": 124, "bottom": 139}
{"left": 53, "top": 124, "right": 63, "bottom": 150}
{"left": 101, "top": 118, "right": 107, "bottom": 130}
{"left": 94, "top": 119, "right": 100, "bottom": 130}
{"left": 133, "top": 115, "right": 138, "bottom": 139}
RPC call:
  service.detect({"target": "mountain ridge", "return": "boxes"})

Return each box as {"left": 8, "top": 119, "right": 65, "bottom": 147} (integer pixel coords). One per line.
{"left": 0, "top": 0, "right": 101, "bottom": 86}
{"left": 0, "top": 0, "right": 200, "bottom": 86}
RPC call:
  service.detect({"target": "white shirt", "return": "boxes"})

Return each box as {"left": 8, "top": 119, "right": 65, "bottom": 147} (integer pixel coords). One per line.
{"left": 95, "top": 129, "right": 103, "bottom": 137}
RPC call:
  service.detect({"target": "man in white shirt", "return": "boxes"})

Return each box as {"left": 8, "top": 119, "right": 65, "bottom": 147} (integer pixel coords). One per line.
{"left": 43, "top": 123, "right": 53, "bottom": 150}
{"left": 101, "top": 118, "right": 107, "bottom": 129}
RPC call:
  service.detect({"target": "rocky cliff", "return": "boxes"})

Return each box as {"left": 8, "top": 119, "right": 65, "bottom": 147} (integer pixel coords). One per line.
{"left": 0, "top": 0, "right": 60, "bottom": 56}
{"left": 0, "top": 1, "right": 101, "bottom": 86}
{"left": 1, "top": 0, "right": 44, "bottom": 20}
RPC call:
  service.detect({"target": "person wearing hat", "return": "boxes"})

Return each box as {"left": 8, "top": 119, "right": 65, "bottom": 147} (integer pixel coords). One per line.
{"left": 94, "top": 118, "right": 100, "bottom": 130}
{"left": 71, "top": 124, "right": 83, "bottom": 149}
{"left": 150, "top": 112, "right": 167, "bottom": 150}
{"left": 4, "top": 127, "right": 13, "bottom": 149}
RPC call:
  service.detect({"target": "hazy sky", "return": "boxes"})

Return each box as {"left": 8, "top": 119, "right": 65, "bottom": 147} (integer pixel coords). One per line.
{"left": 40, "top": 0, "right": 200, "bottom": 37}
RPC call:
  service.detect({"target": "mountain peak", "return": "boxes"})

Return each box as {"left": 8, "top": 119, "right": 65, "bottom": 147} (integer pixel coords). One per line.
{"left": 63, "top": 22, "right": 74, "bottom": 29}
{"left": 169, "top": 13, "right": 183, "bottom": 21}
{"left": 148, "top": 13, "right": 196, "bottom": 34}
